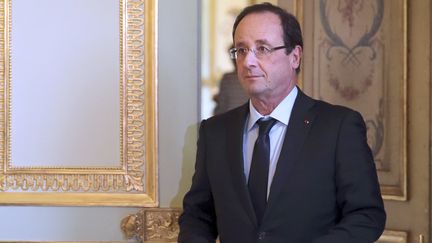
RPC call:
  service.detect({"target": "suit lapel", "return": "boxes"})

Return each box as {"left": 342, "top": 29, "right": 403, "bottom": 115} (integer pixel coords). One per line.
{"left": 265, "top": 90, "right": 317, "bottom": 216}
{"left": 226, "top": 104, "right": 258, "bottom": 226}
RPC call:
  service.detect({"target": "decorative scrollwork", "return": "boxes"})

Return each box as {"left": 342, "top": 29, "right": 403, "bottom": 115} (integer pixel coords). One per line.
{"left": 320, "top": 0, "right": 384, "bottom": 61}
{"left": 320, "top": 0, "right": 384, "bottom": 100}
{"left": 145, "top": 210, "right": 180, "bottom": 241}
{"left": 0, "top": 174, "right": 129, "bottom": 192}
{"left": 365, "top": 98, "right": 384, "bottom": 167}
{"left": 122, "top": 208, "right": 182, "bottom": 242}
{"left": 125, "top": 0, "right": 146, "bottom": 192}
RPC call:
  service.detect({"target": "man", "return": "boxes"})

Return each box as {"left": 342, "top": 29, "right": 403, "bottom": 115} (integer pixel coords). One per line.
{"left": 179, "top": 3, "right": 386, "bottom": 243}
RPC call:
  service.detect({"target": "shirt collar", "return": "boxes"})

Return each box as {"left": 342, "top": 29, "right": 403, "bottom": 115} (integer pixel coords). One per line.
{"left": 247, "top": 86, "right": 298, "bottom": 132}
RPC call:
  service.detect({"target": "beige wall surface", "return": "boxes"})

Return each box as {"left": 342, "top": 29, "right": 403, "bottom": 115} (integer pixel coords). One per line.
{"left": 0, "top": 0, "right": 199, "bottom": 241}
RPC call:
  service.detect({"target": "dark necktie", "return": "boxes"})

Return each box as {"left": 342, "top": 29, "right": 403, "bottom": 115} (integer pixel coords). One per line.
{"left": 248, "top": 117, "right": 277, "bottom": 224}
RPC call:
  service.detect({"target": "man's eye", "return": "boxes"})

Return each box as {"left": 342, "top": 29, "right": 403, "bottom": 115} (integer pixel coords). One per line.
{"left": 256, "top": 46, "right": 270, "bottom": 54}
{"left": 237, "top": 48, "right": 248, "bottom": 55}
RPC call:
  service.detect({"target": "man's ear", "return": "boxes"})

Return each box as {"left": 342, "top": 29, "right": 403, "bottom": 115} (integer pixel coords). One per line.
{"left": 290, "top": 45, "right": 302, "bottom": 69}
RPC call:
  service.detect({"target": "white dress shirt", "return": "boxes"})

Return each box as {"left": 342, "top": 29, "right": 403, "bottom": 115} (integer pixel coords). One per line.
{"left": 243, "top": 86, "right": 298, "bottom": 199}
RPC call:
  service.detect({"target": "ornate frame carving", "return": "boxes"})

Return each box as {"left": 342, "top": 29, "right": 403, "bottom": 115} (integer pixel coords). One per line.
{"left": 122, "top": 208, "right": 181, "bottom": 242}
{"left": 0, "top": 0, "right": 158, "bottom": 206}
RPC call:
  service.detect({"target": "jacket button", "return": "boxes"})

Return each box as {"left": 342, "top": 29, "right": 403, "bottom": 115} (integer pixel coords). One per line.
{"left": 258, "top": 231, "right": 266, "bottom": 240}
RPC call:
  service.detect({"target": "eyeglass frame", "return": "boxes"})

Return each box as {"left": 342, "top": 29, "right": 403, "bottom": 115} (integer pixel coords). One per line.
{"left": 228, "top": 45, "right": 291, "bottom": 60}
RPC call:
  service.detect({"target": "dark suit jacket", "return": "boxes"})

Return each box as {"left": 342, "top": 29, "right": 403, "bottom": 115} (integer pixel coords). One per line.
{"left": 179, "top": 89, "right": 386, "bottom": 243}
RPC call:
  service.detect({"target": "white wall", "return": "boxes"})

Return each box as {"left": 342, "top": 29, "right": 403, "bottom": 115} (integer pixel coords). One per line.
{"left": 0, "top": 0, "right": 199, "bottom": 241}
{"left": 158, "top": 0, "right": 200, "bottom": 208}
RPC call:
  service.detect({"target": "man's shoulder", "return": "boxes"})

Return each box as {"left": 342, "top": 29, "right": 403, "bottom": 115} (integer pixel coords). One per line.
{"left": 301, "top": 93, "right": 362, "bottom": 119}
{"left": 315, "top": 99, "right": 356, "bottom": 114}
{"left": 203, "top": 103, "right": 248, "bottom": 127}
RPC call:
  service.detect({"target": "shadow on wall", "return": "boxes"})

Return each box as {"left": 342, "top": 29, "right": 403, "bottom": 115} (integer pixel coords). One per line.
{"left": 170, "top": 122, "right": 199, "bottom": 207}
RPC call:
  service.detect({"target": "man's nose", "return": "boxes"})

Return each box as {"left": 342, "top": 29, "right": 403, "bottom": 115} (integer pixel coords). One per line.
{"left": 242, "top": 50, "right": 259, "bottom": 67}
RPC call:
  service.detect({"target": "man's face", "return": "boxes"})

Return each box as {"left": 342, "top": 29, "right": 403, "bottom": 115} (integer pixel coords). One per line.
{"left": 233, "top": 12, "right": 301, "bottom": 102}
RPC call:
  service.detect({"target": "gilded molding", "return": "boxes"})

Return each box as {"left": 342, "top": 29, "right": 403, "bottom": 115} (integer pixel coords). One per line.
{"left": 0, "top": 0, "right": 5, "bottom": 175}
{"left": 122, "top": 208, "right": 181, "bottom": 242}
{"left": 376, "top": 230, "right": 408, "bottom": 243}
{"left": 125, "top": 0, "right": 146, "bottom": 192}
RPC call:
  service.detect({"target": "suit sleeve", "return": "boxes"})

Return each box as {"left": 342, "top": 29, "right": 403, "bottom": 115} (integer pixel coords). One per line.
{"left": 178, "top": 120, "right": 217, "bottom": 243}
{"left": 312, "top": 110, "right": 386, "bottom": 243}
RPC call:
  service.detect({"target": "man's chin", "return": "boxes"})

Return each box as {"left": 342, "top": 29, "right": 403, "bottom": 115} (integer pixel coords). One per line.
{"left": 246, "top": 87, "right": 267, "bottom": 98}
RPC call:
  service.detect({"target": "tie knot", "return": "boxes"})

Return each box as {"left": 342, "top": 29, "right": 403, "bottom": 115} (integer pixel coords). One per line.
{"left": 256, "top": 118, "right": 277, "bottom": 136}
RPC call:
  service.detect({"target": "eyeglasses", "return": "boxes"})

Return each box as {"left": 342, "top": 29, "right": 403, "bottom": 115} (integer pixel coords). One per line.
{"left": 229, "top": 45, "right": 289, "bottom": 60}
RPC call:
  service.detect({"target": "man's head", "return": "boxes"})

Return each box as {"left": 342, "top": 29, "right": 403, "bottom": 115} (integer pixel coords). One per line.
{"left": 231, "top": 3, "right": 303, "bottom": 108}
{"left": 232, "top": 3, "right": 303, "bottom": 74}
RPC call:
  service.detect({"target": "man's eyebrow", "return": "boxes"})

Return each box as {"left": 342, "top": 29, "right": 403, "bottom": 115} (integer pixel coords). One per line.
{"left": 255, "top": 39, "right": 271, "bottom": 45}
{"left": 234, "top": 41, "right": 246, "bottom": 47}
{"left": 235, "top": 39, "right": 272, "bottom": 47}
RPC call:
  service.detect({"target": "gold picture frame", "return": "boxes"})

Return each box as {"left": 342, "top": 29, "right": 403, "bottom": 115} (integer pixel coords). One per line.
{"left": 0, "top": 0, "right": 158, "bottom": 206}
